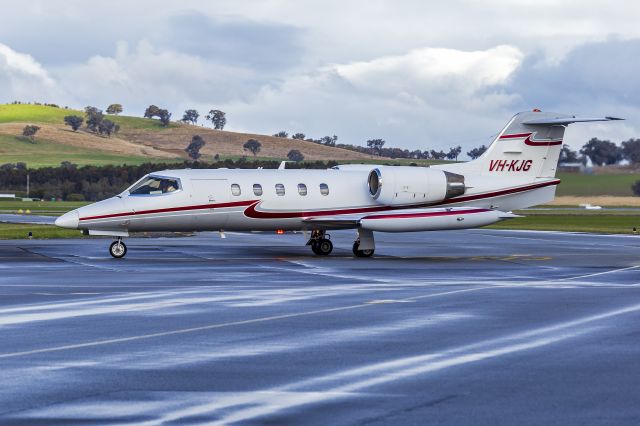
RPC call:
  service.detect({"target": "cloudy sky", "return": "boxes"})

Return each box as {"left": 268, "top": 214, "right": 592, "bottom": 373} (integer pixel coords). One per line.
{"left": 0, "top": 0, "right": 638, "bottom": 155}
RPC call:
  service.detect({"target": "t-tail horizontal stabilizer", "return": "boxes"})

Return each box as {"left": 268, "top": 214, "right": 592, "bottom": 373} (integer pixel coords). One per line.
{"left": 522, "top": 116, "right": 624, "bottom": 125}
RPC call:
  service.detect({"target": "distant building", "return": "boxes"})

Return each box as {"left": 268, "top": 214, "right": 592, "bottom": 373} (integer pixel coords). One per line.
{"left": 0, "top": 193, "right": 16, "bottom": 198}
{"left": 558, "top": 162, "right": 587, "bottom": 173}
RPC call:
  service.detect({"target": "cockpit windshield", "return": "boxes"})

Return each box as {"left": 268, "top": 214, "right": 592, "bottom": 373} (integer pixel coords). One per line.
{"left": 129, "top": 176, "right": 180, "bottom": 195}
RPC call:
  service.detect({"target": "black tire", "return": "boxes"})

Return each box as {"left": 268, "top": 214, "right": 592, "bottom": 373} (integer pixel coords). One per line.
{"left": 352, "top": 241, "right": 374, "bottom": 258}
{"left": 315, "top": 238, "right": 333, "bottom": 255}
{"left": 109, "top": 240, "right": 127, "bottom": 259}
{"left": 311, "top": 240, "right": 321, "bottom": 255}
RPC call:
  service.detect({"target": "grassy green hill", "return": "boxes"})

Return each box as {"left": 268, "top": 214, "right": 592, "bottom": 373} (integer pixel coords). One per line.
{"left": 0, "top": 134, "right": 154, "bottom": 167}
{"left": 0, "top": 104, "right": 173, "bottom": 130}
{"left": 0, "top": 104, "right": 377, "bottom": 167}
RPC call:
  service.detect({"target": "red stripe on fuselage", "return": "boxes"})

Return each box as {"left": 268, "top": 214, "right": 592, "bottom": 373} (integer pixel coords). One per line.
{"left": 79, "top": 200, "right": 255, "bottom": 221}
{"left": 79, "top": 179, "right": 560, "bottom": 222}
{"left": 243, "top": 179, "right": 560, "bottom": 219}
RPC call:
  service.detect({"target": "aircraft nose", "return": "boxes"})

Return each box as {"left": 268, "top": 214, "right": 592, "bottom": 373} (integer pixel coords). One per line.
{"left": 55, "top": 210, "right": 79, "bottom": 229}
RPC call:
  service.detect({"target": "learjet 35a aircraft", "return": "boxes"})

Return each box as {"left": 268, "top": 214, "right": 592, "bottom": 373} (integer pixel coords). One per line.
{"left": 55, "top": 110, "right": 622, "bottom": 258}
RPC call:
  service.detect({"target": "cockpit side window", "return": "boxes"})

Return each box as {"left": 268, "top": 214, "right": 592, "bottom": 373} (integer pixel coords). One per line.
{"left": 129, "top": 176, "right": 180, "bottom": 195}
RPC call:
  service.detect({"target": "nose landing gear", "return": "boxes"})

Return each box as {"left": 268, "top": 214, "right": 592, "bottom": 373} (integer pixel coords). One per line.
{"left": 109, "top": 238, "right": 127, "bottom": 259}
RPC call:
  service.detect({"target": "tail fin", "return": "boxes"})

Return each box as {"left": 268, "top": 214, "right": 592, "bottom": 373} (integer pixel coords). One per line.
{"left": 471, "top": 110, "right": 622, "bottom": 178}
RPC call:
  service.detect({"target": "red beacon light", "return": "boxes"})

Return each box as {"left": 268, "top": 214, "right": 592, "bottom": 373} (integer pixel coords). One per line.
{"left": 276, "top": 229, "right": 285, "bottom": 235}
{"left": 532, "top": 108, "right": 541, "bottom": 112}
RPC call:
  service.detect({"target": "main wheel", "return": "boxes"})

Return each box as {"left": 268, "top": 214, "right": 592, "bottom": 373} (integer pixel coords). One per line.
{"left": 352, "top": 241, "right": 374, "bottom": 258}
{"left": 311, "top": 240, "right": 321, "bottom": 255}
{"left": 109, "top": 240, "right": 127, "bottom": 259}
{"left": 312, "top": 238, "right": 333, "bottom": 256}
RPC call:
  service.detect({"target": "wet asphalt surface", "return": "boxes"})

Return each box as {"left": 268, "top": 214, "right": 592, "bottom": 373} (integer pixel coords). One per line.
{"left": 1, "top": 229, "right": 640, "bottom": 425}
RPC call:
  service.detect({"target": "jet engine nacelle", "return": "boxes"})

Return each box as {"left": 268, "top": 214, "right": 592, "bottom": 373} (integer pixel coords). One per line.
{"left": 367, "top": 166, "right": 465, "bottom": 205}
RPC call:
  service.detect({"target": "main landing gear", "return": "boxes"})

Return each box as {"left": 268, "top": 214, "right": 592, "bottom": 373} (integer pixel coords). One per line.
{"left": 307, "top": 230, "right": 333, "bottom": 256}
{"left": 353, "top": 228, "right": 375, "bottom": 258}
{"left": 109, "top": 238, "right": 127, "bottom": 259}
{"left": 352, "top": 240, "right": 375, "bottom": 258}
{"left": 307, "top": 229, "right": 376, "bottom": 257}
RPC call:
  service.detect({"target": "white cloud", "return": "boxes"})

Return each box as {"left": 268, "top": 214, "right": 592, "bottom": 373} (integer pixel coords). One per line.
{"left": 0, "top": 1, "right": 637, "bottom": 155}
{"left": 55, "top": 40, "right": 261, "bottom": 113}
{"left": 221, "top": 45, "right": 525, "bottom": 150}
{"left": 334, "top": 45, "right": 523, "bottom": 104}
{"left": 0, "top": 43, "right": 58, "bottom": 100}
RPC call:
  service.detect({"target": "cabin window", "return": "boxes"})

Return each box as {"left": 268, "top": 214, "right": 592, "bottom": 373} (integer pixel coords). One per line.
{"left": 275, "top": 183, "right": 285, "bottom": 196}
{"left": 129, "top": 176, "right": 180, "bottom": 195}
{"left": 297, "top": 183, "right": 307, "bottom": 196}
{"left": 319, "top": 183, "right": 329, "bottom": 196}
{"left": 253, "top": 184, "right": 263, "bottom": 196}
{"left": 231, "top": 184, "right": 241, "bottom": 196}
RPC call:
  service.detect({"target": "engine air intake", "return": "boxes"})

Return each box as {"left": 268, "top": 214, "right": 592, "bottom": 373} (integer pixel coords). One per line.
{"left": 367, "top": 166, "right": 465, "bottom": 205}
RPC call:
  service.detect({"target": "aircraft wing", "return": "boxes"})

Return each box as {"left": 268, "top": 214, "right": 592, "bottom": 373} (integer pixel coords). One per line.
{"left": 302, "top": 213, "right": 363, "bottom": 229}
{"left": 302, "top": 207, "right": 520, "bottom": 230}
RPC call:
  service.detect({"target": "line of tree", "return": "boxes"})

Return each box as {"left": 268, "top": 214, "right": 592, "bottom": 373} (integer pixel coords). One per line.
{"left": 269, "top": 130, "right": 474, "bottom": 160}
{"left": 0, "top": 160, "right": 341, "bottom": 201}
{"left": 558, "top": 138, "right": 640, "bottom": 166}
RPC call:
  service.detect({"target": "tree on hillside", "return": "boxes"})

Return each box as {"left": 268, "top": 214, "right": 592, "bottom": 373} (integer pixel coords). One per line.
{"left": 622, "top": 139, "right": 640, "bottom": 164}
{"left": 366, "top": 138, "right": 386, "bottom": 155}
{"left": 287, "top": 149, "right": 304, "bottom": 162}
{"left": 144, "top": 105, "right": 162, "bottom": 119}
{"left": 320, "top": 135, "right": 338, "bottom": 147}
{"left": 243, "top": 139, "right": 262, "bottom": 156}
{"left": 106, "top": 104, "right": 123, "bottom": 115}
{"left": 467, "top": 145, "right": 487, "bottom": 160}
{"left": 206, "top": 109, "right": 226, "bottom": 130}
{"left": 181, "top": 109, "right": 199, "bottom": 125}
{"left": 273, "top": 131, "right": 288, "bottom": 138}
{"left": 446, "top": 145, "right": 462, "bottom": 161}
{"left": 64, "top": 115, "right": 84, "bottom": 131}
{"left": 632, "top": 180, "right": 640, "bottom": 196}
{"left": 185, "top": 135, "right": 206, "bottom": 161}
{"left": 98, "top": 119, "right": 120, "bottom": 137}
{"left": 158, "top": 109, "right": 172, "bottom": 127}
{"left": 291, "top": 133, "right": 306, "bottom": 140}
{"left": 580, "top": 138, "right": 622, "bottom": 166}
{"left": 84, "top": 106, "right": 104, "bottom": 133}
{"left": 22, "top": 125, "right": 40, "bottom": 143}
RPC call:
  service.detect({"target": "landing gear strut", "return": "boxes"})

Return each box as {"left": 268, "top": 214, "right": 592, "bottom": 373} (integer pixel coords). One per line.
{"left": 307, "top": 230, "right": 333, "bottom": 256}
{"left": 109, "top": 238, "right": 127, "bottom": 259}
{"left": 353, "top": 228, "right": 375, "bottom": 258}
{"left": 352, "top": 240, "right": 374, "bottom": 258}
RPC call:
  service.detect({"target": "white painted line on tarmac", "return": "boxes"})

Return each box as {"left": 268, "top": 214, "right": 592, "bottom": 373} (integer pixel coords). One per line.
{"left": 0, "top": 286, "right": 492, "bottom": 359}
{"left": 143, "top": 301, "right": 640, "bottom": 425}
{"left": 557, "top": 265, "right": 640, "bottom": 281}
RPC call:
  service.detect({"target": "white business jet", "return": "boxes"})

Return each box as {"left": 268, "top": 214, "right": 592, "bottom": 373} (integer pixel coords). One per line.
{"left": 55, "top": 110, "right": 621, "bottom": 258}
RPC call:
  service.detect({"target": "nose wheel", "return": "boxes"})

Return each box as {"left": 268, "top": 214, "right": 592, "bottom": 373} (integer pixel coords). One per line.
{"left": 109, "top": 238, "right": 127, "bottom": 259}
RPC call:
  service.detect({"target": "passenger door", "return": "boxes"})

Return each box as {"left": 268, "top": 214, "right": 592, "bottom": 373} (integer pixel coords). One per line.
{"left": 189, "top": 179, "right": 230, "bottom": 229}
